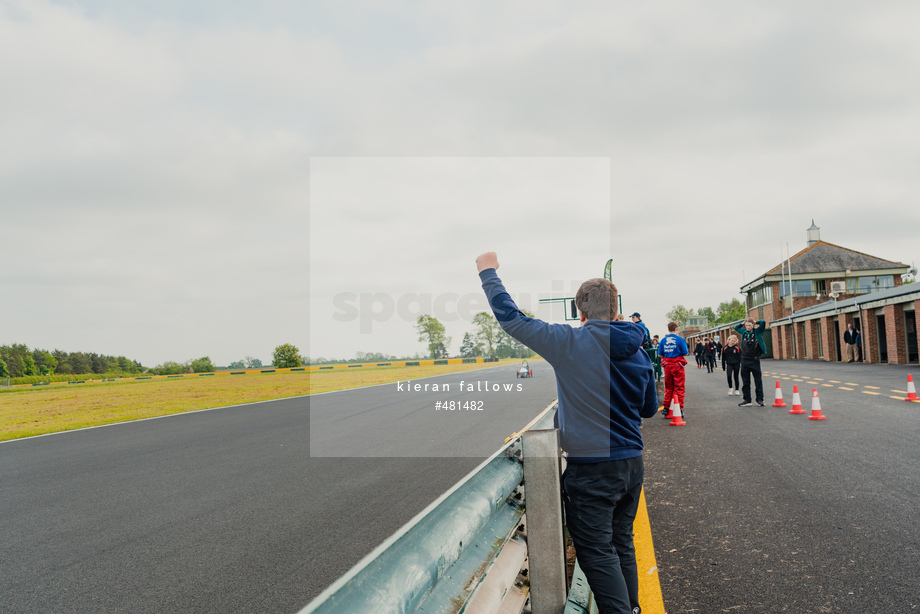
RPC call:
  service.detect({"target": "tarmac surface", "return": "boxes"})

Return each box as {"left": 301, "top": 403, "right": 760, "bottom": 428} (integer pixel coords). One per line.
{"left": 642, "top": 358, "right": 920, "bottom": 613}
{"left": 0, "top": 363, "right": 558, "bottom": 614}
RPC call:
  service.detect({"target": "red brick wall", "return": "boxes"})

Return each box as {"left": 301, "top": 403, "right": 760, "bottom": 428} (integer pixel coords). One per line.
{"left": 804, "top": 320, "right": 819, "bottom": 359}
{"left": 794, "top": 322, "right": 805, "bottom": 359}
{"left": 884, "top": 304, "right": 907, "bottom": 364}
{"left": 861, "top": 308, "right": 878, "bottom": 363}
{"left": 916, "top": 301, "right": 920, "bottom": 362}
{"left": 820, "top": 315, "right": 837, "bottom": 361}
{"left": 777, "top": 325, "right": 789, "bottom": 359}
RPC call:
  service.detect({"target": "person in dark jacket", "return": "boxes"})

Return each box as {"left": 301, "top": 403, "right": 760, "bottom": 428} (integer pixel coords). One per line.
{"left": 722, "top": 335, "right": 742, "bottom": 395}
{"left": 476, "top": 252, "right": 657, "bottom": 614}
{"left": 733, "top": 318, "right": 767, "bottom": 406}
{"left": 704, "top": 338, "right": 718, "bottom": 373}
{"left": 694, "top": 341, "right": 705, "bottom": 368}
{"left": 844, "top": 323, "right": 858, "bottom": 362}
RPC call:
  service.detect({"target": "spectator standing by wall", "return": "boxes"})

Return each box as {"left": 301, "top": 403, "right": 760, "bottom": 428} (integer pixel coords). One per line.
{"left": 844, "top": 323, "right": 858, "bottom": 362}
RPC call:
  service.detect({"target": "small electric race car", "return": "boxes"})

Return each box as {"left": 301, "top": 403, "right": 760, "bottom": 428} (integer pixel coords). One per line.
{"left": 516, "top": 362, "right": 533, "bottom": 378}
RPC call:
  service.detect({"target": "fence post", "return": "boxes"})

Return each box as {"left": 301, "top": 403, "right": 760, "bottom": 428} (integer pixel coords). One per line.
{"left": 522, "top": 429, "right": 567, "bottom": 614}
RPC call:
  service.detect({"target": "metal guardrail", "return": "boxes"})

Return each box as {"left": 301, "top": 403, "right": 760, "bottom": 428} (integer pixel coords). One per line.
{"left": 300, "top": 399, "right": 614, "bottom": 614}
{"left": 299, "top": 402, "right": 558, "bottom": 614}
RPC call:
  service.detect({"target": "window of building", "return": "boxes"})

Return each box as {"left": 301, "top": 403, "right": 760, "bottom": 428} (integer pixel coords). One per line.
{"left": 750, "top": 285, "right": 773, "bottom": 307}
{"left": 814, "top": 280, "right": 826, "bottom": 295}
{"left": 858, "top": 275, "right": 894, "bottom": 293}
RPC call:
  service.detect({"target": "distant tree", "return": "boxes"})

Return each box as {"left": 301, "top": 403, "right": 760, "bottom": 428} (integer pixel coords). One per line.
{"left": 22, "top": 354, "right": 37, "bottom": 376}
{"left": 273, "top": 344, "right": 302, "bottom": 368}
{"left": 416, "top": 315, "right": 451, "bottom": 358}
{"left": 229, "top": 360, "right": 246, "bottom": 369}
{"left": 190, "top": 357, "right": 215, "bottom": 373}
{"left": 152, "top": 361, "right": 186, "bottom": 375}
{"left": 666, "top": 305, "right": 696, "bottom": 328}
{"left": 459, "top": 333, "right": 477, "bottom": 358}
{"left": 52, "top": 349, "right": 71, "bottom": 374}
{"left": 715, "top": 298, "right": 746, "bottom": 324}
{"left": 472, "top": 312, "right": 500, "bottom": 357}
{"left": 70, "top": 352, "right": 91, "bottom": 374}
{"left": 33, "top": 350, "right": 57, "bottom": 375}
{"left": 244, "top": 356, "right": 262, "bottom": 368}
{"left": 697, "top": 306, "right": 717, "bottom": 323}
{"left": 0, "top": 358, "right": 8, "bottom": 379}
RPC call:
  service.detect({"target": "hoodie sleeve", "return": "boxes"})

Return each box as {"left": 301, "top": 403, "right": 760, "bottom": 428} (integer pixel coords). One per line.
{"left": 479, "top": 268, "right": 573, "bottom": 365}
{"left": 640, "top": 374, "right": 659, "bottom": 418}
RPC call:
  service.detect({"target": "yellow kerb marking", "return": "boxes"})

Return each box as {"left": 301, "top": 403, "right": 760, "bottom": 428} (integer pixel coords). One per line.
{"left": 864, "top": 385, "right": 880, "bottom": 389}
{"left": 635, "top": 489, "right": 666, "bottom": 614}
{"left": 892, "top": 390, "right": 908, "bottom": 394}
{"left": 862, "top": 391, "right": 881, "bottom": 396}
{"left": 839, "top": 387, "right": 854, "bottom": 391}
{"left": 845, "top": 382, "right": 859, "bottom": 386}
{"left": 829, "top": 380, "right": 841, "bottom": 383}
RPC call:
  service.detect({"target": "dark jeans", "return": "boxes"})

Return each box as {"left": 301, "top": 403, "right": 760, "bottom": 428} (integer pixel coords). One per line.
{"left": 562, "top": 456, "right": 644, "bottom": 614}
{"left": 740, "top": 358, "right": 763, "bottom": 403}
{"left": 726, "top": 363, "right": 740, "bottom": 389}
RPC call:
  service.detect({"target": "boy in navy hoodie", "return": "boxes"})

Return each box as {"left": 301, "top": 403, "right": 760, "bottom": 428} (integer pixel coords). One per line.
{"left": 477, "top": 252, "right": 657, "bottom": 614}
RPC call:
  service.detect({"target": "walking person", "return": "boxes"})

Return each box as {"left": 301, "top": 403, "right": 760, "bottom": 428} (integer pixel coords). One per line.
{"left": 659, "top": 322, "right": 689, "bottom": 417}
{"left": 734, "top": 318, "right": 767, "bottom": 407}
{"left": 704, "top": 338, "right": 717, "bottom": 373}
{"left": 476, "top": 252, "right": 657, "bottom": 614}
{"left": 694, "top": 340, "right": 705, "bottom": 369}
{"left": 722, "top": 336, "right": 741, "bottom": 395}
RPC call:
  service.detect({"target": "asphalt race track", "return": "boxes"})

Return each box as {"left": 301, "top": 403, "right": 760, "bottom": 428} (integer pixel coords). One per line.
{"left": 5, "top": 357, "right": 918, "bottom": 613}
{"left": 0, "top": 363, "right": 558, "bottom": 614}
{"left": 642, "top": 359, "right": 920, "bottom": 613}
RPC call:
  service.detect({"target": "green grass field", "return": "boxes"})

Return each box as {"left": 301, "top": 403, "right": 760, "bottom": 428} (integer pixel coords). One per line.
{"left": 0, "top": 358, "right": 528, "bottom": 442}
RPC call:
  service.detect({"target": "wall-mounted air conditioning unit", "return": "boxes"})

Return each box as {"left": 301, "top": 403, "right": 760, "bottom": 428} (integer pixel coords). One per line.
{"left": 829, "top": 281, "right": 846, "bottom": 294}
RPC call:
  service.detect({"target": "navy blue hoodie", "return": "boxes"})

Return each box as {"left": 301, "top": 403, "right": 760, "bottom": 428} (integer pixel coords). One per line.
{"left": 480, "top": 269, "right": 658, "bottom": 462}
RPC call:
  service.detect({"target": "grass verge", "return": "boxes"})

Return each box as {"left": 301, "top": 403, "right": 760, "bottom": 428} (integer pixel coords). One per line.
{"left": 0, "top": 358, "right": 531, "bottom": 442}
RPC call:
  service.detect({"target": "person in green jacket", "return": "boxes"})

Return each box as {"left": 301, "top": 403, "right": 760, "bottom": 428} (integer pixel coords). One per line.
{"left": 733, "top": 318, "right": 767, "bottom": 407}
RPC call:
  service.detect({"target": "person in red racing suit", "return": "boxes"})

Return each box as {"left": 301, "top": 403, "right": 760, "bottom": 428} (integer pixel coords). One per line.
{"left": 659, "top": 322, "right": 689, "bottom": 415}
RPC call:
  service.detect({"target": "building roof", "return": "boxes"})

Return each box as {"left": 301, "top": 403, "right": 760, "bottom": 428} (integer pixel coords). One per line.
{"left": 765, "top": 241, "right": 908, "bottom": 276}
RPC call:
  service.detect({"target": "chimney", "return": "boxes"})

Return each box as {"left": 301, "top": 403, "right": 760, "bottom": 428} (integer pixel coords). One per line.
{"left": 807, "top": 220, "right": 820, "bottom": 246}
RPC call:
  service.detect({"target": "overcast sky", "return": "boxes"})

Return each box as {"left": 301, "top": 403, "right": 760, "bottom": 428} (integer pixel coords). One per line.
{"left": 2, "top": 0, "right": 919, "bottom": 367}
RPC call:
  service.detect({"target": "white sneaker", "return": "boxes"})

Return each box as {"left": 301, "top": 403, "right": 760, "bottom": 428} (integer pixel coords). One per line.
{"left": 734, "top": 389, "right": 741, "bottom": 396}
{"left": 727, "top": 389, "right": 733, "bottom": 395}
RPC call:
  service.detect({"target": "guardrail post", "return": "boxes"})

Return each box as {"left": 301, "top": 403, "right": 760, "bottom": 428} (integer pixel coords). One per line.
{"left": 522, "top": 429, "right": 567, "bottom": 614}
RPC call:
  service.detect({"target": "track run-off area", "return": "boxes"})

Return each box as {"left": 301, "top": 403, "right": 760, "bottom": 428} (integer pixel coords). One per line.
{"left": 2, "top": 359, "right": 918, "bottom": 612}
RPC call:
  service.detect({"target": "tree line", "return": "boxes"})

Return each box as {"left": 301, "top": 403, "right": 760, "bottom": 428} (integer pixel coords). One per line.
{"left": 0, "top": 344, "right": 144, "bottom": 379}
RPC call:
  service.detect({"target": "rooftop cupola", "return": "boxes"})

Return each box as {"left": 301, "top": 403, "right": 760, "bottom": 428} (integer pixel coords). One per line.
{"left": 807, "top": 219, "right": 821, "bottom": 246}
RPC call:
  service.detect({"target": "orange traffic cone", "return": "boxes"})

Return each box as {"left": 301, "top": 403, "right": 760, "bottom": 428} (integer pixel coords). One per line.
{"left": 788, "top": 385, "right": 806, "bottom": 414}
{"left": 669, "top": 403, "right": 686, "bottom": 426}
{"left": 665, "top": 397, "right": 680, "bottom": 418}
{"left": 808, "top": 388, "right": 827, "bottom": 420}
{"left": 772, "top": 381, "right": 787, "bottom": 407}
{"left": 905, "top": 374, "right": 918, "bottom": 402}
